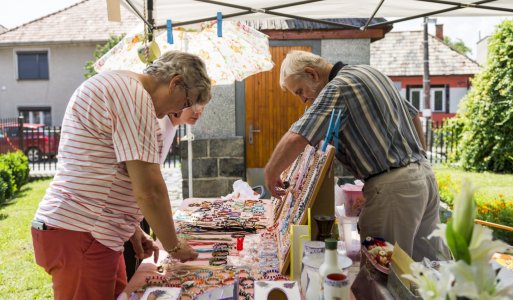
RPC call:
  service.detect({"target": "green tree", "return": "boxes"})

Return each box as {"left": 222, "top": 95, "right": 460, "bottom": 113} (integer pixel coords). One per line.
{"left": 451, "top": 20, "right": 513, "bottom": 173}
{"left": 443, "top": 36, "right": 471, "bottom": 56}
{"left": 84, "top": 34, "right": 125, "bottom": 78}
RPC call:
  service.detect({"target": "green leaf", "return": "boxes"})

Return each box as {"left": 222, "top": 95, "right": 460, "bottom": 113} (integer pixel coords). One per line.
{"left": 446, "top": 220, "right": 471, "bottom": 264}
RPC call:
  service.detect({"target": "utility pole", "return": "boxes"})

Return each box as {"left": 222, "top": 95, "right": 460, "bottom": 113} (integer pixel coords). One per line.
{"left": 423, "top": 17, "right": 431, "bottom": 121}
{"left": 423, "top": 17, "right": 436, "bottom": 150}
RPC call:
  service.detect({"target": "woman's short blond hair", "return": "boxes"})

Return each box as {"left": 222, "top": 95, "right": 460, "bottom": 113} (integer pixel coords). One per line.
{"left": 279, "top": 50, "right": 329, "bottom": 90}
{"left": 144, "top": 51, "right": 212, "bottom": 105}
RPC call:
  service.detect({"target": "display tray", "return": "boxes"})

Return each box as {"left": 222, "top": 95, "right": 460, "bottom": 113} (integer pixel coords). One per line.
{"left": 121, "top": 196, "right": 287, "bottom": 300}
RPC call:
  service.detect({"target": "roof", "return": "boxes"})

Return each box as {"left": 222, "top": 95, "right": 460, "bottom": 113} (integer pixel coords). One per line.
{"left": 0, "top": 0, "right": 140, "bottom": 45}
{"left": 370, "top": 31, "right": 481, "bottom": 76}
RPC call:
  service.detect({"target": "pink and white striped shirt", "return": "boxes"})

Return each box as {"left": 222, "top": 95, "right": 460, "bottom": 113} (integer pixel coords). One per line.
{"left": 35, "top": 71, "right": 163, "bottom": 252}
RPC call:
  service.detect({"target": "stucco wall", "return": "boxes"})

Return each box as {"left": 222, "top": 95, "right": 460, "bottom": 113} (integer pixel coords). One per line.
{"left": 191, "top": 84, "right": 236, "bottom": 139}
{"left": 0, "top": 43, "right": 96, "bottom": 125}
{"left": 321, "top": 39, "right": 370, "bottom": 65}
{"left": 449, "top": 87, "right": 467, "bottom": 113}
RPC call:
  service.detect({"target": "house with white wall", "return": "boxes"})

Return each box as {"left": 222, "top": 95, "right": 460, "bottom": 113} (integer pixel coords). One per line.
{"left": 0, "top": 0, "right": 139, "bottom": 125}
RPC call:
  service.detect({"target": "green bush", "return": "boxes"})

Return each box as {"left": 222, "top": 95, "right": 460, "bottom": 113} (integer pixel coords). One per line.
{"left": 0, "top": 176, "right": 6, "bottom": 203}
{"left": 0, "top": 161, "right": 15, "bottom": 202}
{"left": 456, "top": 20, "right": 513, "bottom": 173}
{"left": 0, "top": 151, "right": 30, "bottom": 204}
{"left": 0, "top": 151, "right": 29, "bottom": 188}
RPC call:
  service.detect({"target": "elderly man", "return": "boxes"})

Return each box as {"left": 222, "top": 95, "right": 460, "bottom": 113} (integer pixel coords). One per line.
{"left": 265, "top": 50, "right": 445, "bottom": 261}
{"left": 31, "top": 51, "right": 211, "bottom": 299}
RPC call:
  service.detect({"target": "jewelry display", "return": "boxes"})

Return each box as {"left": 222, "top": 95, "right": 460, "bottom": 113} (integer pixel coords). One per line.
{"left": 272, "top": 145, "right": 335, "bottom": 273}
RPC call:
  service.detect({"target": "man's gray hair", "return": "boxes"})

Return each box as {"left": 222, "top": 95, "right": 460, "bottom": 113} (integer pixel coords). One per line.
{"left": 144, "top": 51, "right": 212, "bottom": 105}
{"left": 279, "top": 50, "right": 329, "bottom": 91}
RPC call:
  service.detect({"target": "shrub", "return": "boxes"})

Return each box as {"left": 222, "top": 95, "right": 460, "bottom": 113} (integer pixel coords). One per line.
{"left": 456, "top": 20, "right": 513, "bottom": 173}
{"left": 0, "top": 176, "right": 6, "bottom": 203}
{"left": 0, "top": 151, "right": 30, "bottom": 204}
{"left": 0, "top": 151, "right": 29, "bottom": 188}
{"left": 0, "top": 161, "right": 15, "bottom": 202}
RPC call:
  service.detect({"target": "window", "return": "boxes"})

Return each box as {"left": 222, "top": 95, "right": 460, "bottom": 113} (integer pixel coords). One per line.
{"left": 17, "top": 51, "right": 49, "bottom": 80}
{"left": 432, "top": 88, "right": 445, "bottom": 112}
{"left": 409, "top": 88, "right": 423, "bottom": 110}
{"left": 18, "top": 107, "right": 52, "bottom": 125}
{"left": 407, "top": 86, "right": 447, "bottom": 112}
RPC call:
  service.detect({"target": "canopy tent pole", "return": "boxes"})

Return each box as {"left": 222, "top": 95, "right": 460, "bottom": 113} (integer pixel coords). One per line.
{"left": 361, "top": 0, "right": 385, "bottom": 31}
{"left": 147, "top": 0, "right": 154, "bottom": 40}
{"left": 123, "top": 0, "right": 154, "bottom": 29}
{"left": 187, "top": 125, "right": 193, "bottom": 197}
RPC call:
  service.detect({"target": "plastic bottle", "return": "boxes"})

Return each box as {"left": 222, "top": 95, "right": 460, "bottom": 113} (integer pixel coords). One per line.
{"left": 318, "top": 238, "right": 343, "bottom": 280}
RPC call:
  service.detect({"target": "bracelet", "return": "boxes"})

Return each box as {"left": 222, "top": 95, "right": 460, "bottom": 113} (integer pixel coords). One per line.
{"left": 209, "top": 257, "right": 228, "bottom": 266}
{"left": 194, "top": 269, "right": 214, "bottom": 279}
{"left": 166, "top": 240, "right": 182, "bottom": 254}
{"left": 212, "top": 249, "right": 229, "bottom": 257}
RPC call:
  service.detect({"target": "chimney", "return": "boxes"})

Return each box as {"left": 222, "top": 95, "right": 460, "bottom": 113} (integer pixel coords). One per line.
{"left": 435, "top": 24, "right": 444, "bottom": 40}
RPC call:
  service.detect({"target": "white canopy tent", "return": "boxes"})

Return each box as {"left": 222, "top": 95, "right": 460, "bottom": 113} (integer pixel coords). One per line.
{"left": 108, "top": 0, "right": 513, "bottom": 197}
{"left": 120, "top": 0, "right": 513, "bottom": 32}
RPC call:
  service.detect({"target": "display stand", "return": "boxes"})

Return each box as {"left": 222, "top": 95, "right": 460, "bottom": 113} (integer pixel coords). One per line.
{"left": 274, "top": 145, "right": 335, "bottom": 274}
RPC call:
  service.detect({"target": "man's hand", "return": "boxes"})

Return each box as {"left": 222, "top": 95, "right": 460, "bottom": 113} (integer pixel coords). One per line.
{"left": 130, "top": 227, "right": 160, "bottom": 263}
{"left": 264, "top": 167, "right": 286, "bottom": 198}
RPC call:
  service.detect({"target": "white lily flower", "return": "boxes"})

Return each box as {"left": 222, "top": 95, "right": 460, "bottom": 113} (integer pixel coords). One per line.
{"left": 451, "top": 179, "right": 477, "bottom": 245}
{"left": 403, "top": 262, "right": 454, "bottom": 300}
{"left": 468, "top": 224, "right": 509, "bottom": 263}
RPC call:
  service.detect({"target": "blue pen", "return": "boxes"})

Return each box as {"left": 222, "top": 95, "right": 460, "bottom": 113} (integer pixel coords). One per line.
{"left": 322, "top": 109, "right": 336, "bottom": 152}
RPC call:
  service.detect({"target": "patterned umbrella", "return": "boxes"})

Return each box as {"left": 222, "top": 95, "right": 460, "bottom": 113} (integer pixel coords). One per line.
{"left": 94, "top": 20, "right": 274, "bottom": 85}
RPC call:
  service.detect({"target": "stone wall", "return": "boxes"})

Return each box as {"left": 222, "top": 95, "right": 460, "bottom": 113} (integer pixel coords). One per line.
{"left": 180, "top": 137, "right": 244, "bottom": 198}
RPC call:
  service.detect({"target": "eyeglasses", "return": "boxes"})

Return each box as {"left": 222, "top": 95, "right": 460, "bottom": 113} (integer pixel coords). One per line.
{"left": 182, "top": 84, "right": 194, "bottom": 110}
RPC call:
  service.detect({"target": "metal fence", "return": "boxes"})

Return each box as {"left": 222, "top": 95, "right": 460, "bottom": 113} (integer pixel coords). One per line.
{"left": 2, "top": 114, "right": 453, "bottom": 171}
{"left": 162, "top": 124, "right": 186, "bottom": 168}
{"left": 1, "top": 117, "right": 184, "bottom": 173}
{"left": 425, "top": 119, "right": 459, "bottom": 165}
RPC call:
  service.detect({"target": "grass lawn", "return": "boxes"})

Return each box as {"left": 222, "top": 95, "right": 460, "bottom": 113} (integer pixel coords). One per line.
{"left": 434, "top": 165, "right": 513, "bottom": 202}
{"left": 0, "top": 178, "right": 53, "bottom": 300}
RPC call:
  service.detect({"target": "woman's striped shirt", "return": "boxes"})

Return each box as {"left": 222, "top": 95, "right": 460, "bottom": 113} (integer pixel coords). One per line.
{"left": 34, "top": 71, "right": 163, "bottom": 251}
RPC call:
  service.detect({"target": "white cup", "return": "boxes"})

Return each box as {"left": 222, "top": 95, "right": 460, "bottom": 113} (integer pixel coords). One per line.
{"left": 323, "top": 273, "right": 349, "bottom": 300}
{"left": 303, "top": 241, "right": 325, "bottom": 257}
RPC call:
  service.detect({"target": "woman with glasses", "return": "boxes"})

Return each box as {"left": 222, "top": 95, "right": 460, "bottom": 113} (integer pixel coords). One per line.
{"left": 31, "top": 51, "right": 211, "bottom": 299}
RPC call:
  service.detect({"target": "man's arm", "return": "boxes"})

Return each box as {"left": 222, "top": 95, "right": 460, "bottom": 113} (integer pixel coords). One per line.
{"left": 412, "top": 114, "right": 427, "bottom": 150}
{"left": 264, "top": 132, "right": 309, "bottom": 198}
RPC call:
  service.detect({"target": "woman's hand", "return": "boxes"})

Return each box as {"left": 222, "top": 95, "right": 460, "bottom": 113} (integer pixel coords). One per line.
{"left": 130, "top": 227, "right": 160, "bottom": 263}
{"left": 168, "top": 238, "right": 198, "bottom": 263}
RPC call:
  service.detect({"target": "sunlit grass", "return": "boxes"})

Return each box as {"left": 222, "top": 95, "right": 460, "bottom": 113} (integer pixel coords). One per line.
{"left": 0, "top": 179, "right": 53, "bottom": 300}
{"left": 434, "top": 165, "right": 513, "bottom": 202}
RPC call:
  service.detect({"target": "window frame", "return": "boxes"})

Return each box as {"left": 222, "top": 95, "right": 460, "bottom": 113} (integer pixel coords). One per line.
{"left": 18, "top": 106, "right": 52, "bottom": 126}
{"left": 431, "top": 87, "right": 446, "bottom": 112}
{"left": 14, "top": 48, "right": 50, "bottom": 80}
{"left": 406, "top": 85, "right": 447, "bottom": 113}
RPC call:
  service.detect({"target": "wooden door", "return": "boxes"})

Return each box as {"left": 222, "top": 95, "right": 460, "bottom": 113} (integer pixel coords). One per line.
{"left": 245, "top": 45, "right": 312, "bottom": 169}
